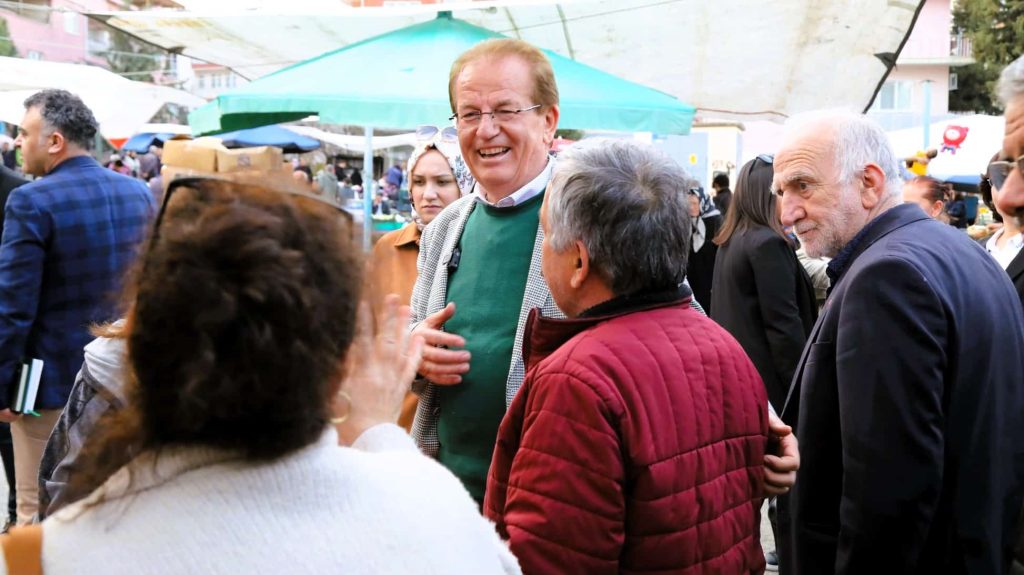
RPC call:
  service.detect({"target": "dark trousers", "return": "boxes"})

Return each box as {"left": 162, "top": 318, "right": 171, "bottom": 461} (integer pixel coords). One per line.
{"left": 0, "top": 422, "right": 14, "bottom": 523}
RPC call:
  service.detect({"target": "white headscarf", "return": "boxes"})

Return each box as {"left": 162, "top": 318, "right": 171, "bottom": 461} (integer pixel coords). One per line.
{"left": 406, "top": 140, "right": 475, "bottom": 197}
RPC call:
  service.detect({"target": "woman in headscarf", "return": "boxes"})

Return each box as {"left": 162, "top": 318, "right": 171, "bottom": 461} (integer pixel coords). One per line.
{"left": 369, "top": 126, "right": 472, "bottom": 430}
{"left": 685, "top": 184, "right": 722, "bottom": 311}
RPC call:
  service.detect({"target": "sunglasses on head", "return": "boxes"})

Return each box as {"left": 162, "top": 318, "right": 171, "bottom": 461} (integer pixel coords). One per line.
{"left": 987, "top": 154, "right": 1024, "bottom": 191}
{"left": 416, "top": 125, "right": 458, "bottom": 144}
{"left": 756, "top": 153, "right": 775, "bottom": 165}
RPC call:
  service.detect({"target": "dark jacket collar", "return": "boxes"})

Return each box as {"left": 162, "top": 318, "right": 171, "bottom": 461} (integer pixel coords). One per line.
{"left": 48, "top": 155, "right": 99, "bottom": 176}
{"left": 1007, "top": 248, "right": 1024, "bottom": 281}
{"left": 522, "top": 285, "right": 691, "bottom": 371}
{"left": 826, "top": 203, "right": 929, "bottom": 291}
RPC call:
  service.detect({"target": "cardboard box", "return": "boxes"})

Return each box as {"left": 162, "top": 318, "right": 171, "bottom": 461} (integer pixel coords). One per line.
{"left": 216, "top": 146, "right": 284, "bottom": 173}
{"left": 160, "top": 164, "right": 213, "bottom": 196}
{"left": 162, "top": 139, "right": 224, "bottom": 172}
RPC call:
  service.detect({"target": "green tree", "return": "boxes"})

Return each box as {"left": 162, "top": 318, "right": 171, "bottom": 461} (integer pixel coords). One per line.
{"left": 555, "top": 129, "right": 585, "bottom": 141}
{"left": 0, "top": 18, "right": 19, "bottom": 57}
{"left": 105, "top": 28, "right": 164, "bottom": 83}
{"left": 950, "top": 0, "right": 1024, "bottom": 113}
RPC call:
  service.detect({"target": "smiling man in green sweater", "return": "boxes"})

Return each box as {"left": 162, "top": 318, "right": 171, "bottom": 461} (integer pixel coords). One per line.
{"left": 408, "top": 38, "right": 561, "bottom": 503}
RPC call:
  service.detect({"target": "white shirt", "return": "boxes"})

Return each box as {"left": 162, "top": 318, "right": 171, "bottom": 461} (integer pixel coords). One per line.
{"left": 29, "top": 425, "right": 521, "bottom": 575}
{"left": 474, "top": 156, "right": 555, "bottom": 208}
{"left": 985, "top": 228, "right": 1024, "bottom": 270}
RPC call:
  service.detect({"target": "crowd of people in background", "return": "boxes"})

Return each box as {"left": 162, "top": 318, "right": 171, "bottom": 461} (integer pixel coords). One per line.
{"left": 0, "top": 34, "right": 1016, "bottom": 575}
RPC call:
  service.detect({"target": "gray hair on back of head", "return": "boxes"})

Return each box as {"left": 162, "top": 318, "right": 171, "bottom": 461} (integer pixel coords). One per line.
{"left": 546, "top": 138, "right": 691, "bottom": 296}
{"left": 785, "top": 109, "right": 903, "bottom": 203}
{"left": 997, "top": 55, "right": 1024, "bottom": 106}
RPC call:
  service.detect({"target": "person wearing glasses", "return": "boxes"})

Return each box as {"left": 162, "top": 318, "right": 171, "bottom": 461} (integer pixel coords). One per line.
{"left": 8, "top": 177, "right": 522, "bottom": 574}
{"left": 369, "top": 126, "right": 473, "bottom": 430}
{"left": 979, "top": 164, "right": 1024, "bottom": 310}
{"left": 407, "top": 39, "right": 564, "bottom": 506}
{"left": 774, "top": 109, "right": 1024, "bottom": 574}
{"left": 990, "top": 55, "right": 1024, "bottom": 312}
{"left": 409, "top": 38, "right": 799, "bottom": 509}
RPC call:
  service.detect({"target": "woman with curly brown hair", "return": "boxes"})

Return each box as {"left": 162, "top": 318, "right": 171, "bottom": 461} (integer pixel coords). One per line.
{"left": 4, "top": 177, "right": 520, "bottom": 575}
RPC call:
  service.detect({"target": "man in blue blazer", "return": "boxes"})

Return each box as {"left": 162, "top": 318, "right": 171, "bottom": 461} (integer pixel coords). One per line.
{"left": 0, "top": 90, "right": 154, "bottom": 523}
{"left": 775, "top": 111, "right": 1024, "bottom": 574}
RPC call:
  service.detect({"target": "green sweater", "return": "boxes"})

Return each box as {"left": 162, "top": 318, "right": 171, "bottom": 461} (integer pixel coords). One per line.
{"left": 437, "top": 193, "right": 544, "bottom": 503}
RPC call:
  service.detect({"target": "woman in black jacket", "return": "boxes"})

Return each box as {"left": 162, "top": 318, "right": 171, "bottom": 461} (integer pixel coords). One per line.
{"left": 710, "top": 155, "right": 817, "bottom": 410}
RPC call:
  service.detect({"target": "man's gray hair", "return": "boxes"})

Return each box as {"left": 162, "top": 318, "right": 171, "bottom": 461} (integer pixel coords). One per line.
{"left": 787, "top": 109, "right": 903, "bottom": 202}
{"left": 546, "top": 139, "right": 691, "bottom": 296}
{"left": 997, "top": 54, "right": 1024, "bottom": 106}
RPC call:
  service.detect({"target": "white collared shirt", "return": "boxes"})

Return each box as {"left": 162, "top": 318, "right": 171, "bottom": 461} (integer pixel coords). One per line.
{"left": 985, "top": 228, "right": 1024, "bottom": 270}
{"left": 473, "top": 156, "right": 555, "bottom": 208}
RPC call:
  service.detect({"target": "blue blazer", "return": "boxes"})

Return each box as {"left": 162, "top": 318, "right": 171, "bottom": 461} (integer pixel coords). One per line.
{"left": 782, "top": 204, "right": 1024, "bottom": 574}
{"left": 0, "top": 156, "right": 155, "bottom": 410}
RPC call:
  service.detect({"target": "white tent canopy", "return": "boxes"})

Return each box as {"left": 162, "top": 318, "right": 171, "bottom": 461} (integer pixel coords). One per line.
{"left": 87, "top": 0, "right": 924, "bottom": 123}
{"left": 283, "top": 125, "right": 417, "bottom": 152}
{"left": 0, "top": 57, "right": 206, "bottom": 141}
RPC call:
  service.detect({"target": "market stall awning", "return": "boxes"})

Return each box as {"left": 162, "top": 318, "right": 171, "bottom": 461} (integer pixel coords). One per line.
{"left": 87, "top": 0, "right": 925, "bottom": 122}
{"left": 214, "top": 124, "right": 321, "bottom": 153}
{"left": 185, "top": 14, "right": 695, "bottom": 135}
{"left": 0, "top": 57, "right": 206, "bottom": 142}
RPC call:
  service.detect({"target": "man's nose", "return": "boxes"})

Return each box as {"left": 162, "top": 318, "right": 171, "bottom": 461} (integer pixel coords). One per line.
{"left": 996, "top": 167, "right": 1024, "bottom": 218}
{"left": 780, "top": 195, "right": 800, "bottom": 227}
{"left": 476, "top": 113, "right": 500, "bottom": 137}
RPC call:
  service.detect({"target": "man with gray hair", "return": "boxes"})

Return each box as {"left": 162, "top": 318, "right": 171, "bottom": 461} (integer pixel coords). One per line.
{"left": 485, "top": 139, "right": 770, "bottom": 573}
{"left": 990, "top": 54, "right": 1024, "bottom": 304}
{"left": 776, "top": 110, "right": 1024, "bottom": 573}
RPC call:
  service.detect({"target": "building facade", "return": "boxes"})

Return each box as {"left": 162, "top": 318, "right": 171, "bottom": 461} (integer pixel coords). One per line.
{"left": 867, "top": 0, "right": 972, "bottom": 131}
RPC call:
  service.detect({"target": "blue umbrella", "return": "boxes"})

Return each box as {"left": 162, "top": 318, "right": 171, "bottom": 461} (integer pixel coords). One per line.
{"left": 213, "top": 125, "right": 321, "bottom": 153}
{"left": 121, "top": 132, "right": 177, "bottom": 153}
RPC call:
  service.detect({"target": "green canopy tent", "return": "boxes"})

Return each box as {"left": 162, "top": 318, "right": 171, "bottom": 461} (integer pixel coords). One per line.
{"left": 191, "top": 12, "right": 695, "bottom": 247}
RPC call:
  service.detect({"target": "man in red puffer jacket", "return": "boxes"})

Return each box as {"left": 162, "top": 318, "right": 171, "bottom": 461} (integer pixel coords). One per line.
{"left": 485, "top": 139, "right": 770, "bottom": 575}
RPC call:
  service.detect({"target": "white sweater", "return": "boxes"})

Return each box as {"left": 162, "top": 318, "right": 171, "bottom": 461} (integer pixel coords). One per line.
{"left": 10, "top": 424, "right": 520, "bottom": 575}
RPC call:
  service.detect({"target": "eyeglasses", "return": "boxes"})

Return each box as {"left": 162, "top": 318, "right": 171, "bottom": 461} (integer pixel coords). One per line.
{"left": 416, "top": 125, "right": 458, "bottom": 143}
{"left": 756, "top": 153, "right": 775, "bottom": 165}
{"left": 448, "top": 104, "right": 542, "bottom": 128}
{"left": 987, "top": 154, "right": 1024, "bottom": 191}
{"left": 155, "top": 176, "right": 350, "bottom": 241}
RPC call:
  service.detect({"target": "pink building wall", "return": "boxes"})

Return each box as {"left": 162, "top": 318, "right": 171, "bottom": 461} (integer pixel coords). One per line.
{"left": 1, "top": 0, "right": 112, "bottom": 65}
{"left": 900, "top": 0, "right": 953, "bottom": 60}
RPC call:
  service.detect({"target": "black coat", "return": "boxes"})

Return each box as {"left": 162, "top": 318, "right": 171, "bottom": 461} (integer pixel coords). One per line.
{"left": 0, "top": 165, "right": 27, "bottom": 240}
{"left": 977, "top": 235, "right": 1024, "bottom": 314}
{"left": 1008, "top": 249, "right": 1024, "bottom": 313}
{"left": 686, "top": 214, "right": 721, "bottom": 312}
{"left": 781, "top": 204, "right": 1024, "bottom": 575}
{"left": 710, "top": 225, "right": 817, "bottom": 409}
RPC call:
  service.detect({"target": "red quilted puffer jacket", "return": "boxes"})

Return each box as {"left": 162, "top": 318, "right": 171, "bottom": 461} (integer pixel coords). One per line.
{"left": 485, "top": 295, "right": 768, "bottom": 575}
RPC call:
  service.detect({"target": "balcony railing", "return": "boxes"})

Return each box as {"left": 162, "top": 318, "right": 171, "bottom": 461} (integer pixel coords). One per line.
{"left": 951, "top": 32, "right": 973, "bottom": 59}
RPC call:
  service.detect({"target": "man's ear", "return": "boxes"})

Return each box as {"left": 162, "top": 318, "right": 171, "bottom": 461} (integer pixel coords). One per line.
{"left": 860, "top": 163, "right": 888, "bottom": 209}
{"left": 570, "top": 239, "right": 590, "bottom": 289}
{"left": 543, "top": 104, "right": 560, "bottom": 146}
{"left": 46, "top": 131, "right": 65, "bottom": 156}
